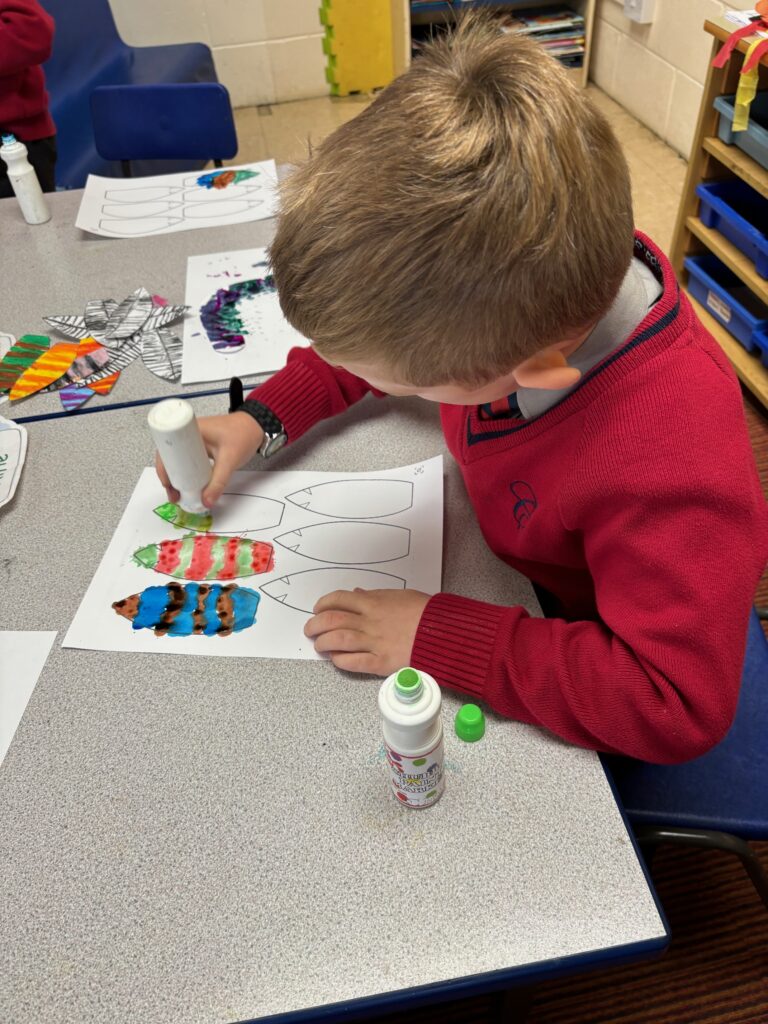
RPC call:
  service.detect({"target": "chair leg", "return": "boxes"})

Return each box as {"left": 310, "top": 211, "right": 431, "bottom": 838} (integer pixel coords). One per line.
{"left": 635, "top": 825, "right": 768, "bottom": 912}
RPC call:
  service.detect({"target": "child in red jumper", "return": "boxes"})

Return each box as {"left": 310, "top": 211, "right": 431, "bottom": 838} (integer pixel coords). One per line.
{"left": 0, "top": 0, "right": 56, "bottom": 196}
{"left": 158, "top": 20, "right": 768, "bottom": 765}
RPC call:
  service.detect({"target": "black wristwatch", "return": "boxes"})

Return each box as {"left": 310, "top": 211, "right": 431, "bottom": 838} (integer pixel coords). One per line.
{"left": 234, "top": 396, "right": 288, "bottom": 459}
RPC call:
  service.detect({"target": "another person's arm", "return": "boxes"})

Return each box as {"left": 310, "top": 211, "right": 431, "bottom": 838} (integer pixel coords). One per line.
{"left": 0, "top": 0, "right": 54, "bottom": 76}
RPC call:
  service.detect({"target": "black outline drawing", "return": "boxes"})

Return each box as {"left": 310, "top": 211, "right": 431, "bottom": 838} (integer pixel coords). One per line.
{"left": 260, "top": 567, "right": 406, "bottom": 614}
{"left": 273, "top": 521, "right": 411, "bottom": 564}
{"left": 284, "top": 479, "right": 414, "bottom": 519}
{"left": 155, "top": 493, "right": 285, "bottom": 534}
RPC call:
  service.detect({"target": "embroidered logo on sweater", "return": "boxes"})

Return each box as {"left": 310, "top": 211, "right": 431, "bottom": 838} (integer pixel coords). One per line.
{"left": 510, "top": 481, "right": 538, "bottom": 528}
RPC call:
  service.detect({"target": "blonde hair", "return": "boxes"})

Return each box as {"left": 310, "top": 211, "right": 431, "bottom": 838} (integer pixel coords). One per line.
{"left": 270, "top": 15, "right": 634, "bottom": 387}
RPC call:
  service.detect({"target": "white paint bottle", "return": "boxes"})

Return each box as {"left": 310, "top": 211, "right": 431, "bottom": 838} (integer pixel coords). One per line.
{"left": 148, "top": 398, "right": 211, "bottom": 514}
{"left": 378, "top": 667, "right": 445, "bottom": 809}
{"left": 0, "top": 134, "right": 51, "bottom": 225}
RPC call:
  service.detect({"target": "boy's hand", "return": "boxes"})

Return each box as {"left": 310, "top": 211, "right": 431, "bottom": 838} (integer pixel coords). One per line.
{"left": 304, "top": 588, "right": 430, "bottom": 676}
{"left": 155, "top": 411, "right": 265, "bottom": 509}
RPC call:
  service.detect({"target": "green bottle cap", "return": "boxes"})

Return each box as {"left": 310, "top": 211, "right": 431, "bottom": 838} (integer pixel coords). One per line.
{"left": 395, "top": 667, "right": 422, "bottom": 702}
{"left": 455, "top": 703, "right": 485, "bottom": 742}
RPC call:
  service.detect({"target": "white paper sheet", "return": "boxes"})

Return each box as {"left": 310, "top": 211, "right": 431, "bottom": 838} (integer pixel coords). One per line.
{"left": 0, "top": 632, "right": 57, "bottom": 766}
{"left": 63, "top": 458, "right": 443, "bottom": 660}
{"left": 0, "top": 415, "right": 27, "bottom": 508}
{"left": 75, "top": 161, "right": 279, "bottom": 239}
{"left": 181, "top": 247, "right": 308, "bottom": 384}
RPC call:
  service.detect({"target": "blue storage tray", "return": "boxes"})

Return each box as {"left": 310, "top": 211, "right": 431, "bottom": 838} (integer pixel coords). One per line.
{"left": 714, "top": 92, "right": 768, "bottom": 173}
{"left": 696, "top": 180, "right": 768, "bottom": 279}
{"left": 684, "top": 254, "right": 768, "bottom": 367}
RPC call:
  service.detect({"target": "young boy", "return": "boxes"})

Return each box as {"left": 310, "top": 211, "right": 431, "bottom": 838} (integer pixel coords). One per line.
{"left": 158, "top": 20, "right": 767, "bottom": 765}
{"left": 0, "top": 0, "right": 56, "bottom": 197}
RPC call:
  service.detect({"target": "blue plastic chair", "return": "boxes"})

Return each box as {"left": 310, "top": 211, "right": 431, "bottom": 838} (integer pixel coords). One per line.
{"left": 90, "top": 83, "right": 238, "bottom": 177}
{"left": 41, "top": 0, "right": 218, "bottom": 187}
{"left": 603, "top": 608, "right": 768, "bottom": 911}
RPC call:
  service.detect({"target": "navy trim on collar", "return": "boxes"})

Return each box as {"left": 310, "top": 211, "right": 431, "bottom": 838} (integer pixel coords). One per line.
{"left": 466, "top": 291, "right": 681, "bottom": 447}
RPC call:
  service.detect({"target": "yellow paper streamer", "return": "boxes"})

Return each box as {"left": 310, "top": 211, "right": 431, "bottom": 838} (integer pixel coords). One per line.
{"left": 733, "top": 38, "right": 762, "bottom": 132}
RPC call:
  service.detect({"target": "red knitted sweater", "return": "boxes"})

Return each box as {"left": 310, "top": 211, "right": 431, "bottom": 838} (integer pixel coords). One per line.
{"left": 251, "top": 234, "right": 768, "bottom": 764}
{"left": 0, "top": 0, "right": 55, "bottom": 141}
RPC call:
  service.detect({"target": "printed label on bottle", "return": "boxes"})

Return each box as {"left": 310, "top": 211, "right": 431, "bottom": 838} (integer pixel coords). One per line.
{"left": 384, "top": 737, "right": 444, "bottom": 808}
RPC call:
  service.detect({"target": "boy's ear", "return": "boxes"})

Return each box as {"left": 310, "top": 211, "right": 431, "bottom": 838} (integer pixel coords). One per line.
{"left": 513, "top": 347, "right": 582, "bottom": 390}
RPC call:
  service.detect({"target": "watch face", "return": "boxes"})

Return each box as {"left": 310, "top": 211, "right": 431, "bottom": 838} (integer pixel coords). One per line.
{"left": 261, "top": 431, "right": 288, "bottom": 458}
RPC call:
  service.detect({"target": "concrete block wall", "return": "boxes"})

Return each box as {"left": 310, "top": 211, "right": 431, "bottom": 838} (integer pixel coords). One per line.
{"left": 590, "top": 0, "right": 758, "bottom": 158}
{"left": 108, "top": 0, "right": 327, "bottom": 107}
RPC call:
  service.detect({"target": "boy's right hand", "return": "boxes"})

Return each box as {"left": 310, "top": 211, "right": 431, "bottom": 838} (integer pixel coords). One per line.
{"left": 155, "top": 411, "right": 266, "bottom": 509}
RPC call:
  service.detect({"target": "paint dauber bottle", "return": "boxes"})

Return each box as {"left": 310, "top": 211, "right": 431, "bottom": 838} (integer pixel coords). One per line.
{"left": 148, "top": 398, "right": 211, "bottom": 514}
{"left": 0, "top": 135, "right": 51, "bottom": 225}
{"left": 379, "top": 667, "right": 445, "bottom": 809}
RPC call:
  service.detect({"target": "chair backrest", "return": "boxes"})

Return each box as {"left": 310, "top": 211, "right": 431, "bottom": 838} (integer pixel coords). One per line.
{"left": 90, "top": 83, "right": 238, "bottom": 163}
{"left": 605, "top": 608, "right": 768, "bottom": 839}
{"left": 42, "top": 0, "right": 125, "bottom": 88}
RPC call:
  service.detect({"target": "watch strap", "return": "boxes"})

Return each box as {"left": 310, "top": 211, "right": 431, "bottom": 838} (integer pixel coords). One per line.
{"left": 236, "top": 399, "right": 285, "bottom": 439}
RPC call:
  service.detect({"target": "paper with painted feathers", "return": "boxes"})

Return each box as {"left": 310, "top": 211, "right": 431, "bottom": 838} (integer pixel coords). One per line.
{"left": 63, "top": 458, "right": 443, "bottom": 660}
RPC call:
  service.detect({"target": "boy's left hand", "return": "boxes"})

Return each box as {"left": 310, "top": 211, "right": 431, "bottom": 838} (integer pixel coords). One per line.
{"left": 304, "top": 588, "right": 431, "bottom": 676}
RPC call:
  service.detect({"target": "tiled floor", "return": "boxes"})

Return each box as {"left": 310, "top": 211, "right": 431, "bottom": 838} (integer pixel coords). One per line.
{"left": 231, "top": 85, "right": 688, "bottom": 252}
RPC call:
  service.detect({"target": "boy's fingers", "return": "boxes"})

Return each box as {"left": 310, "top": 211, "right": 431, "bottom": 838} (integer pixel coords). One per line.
{"left": 330, "top": 651, "right": 384, "bottom": 675}
{"left": 312, "top": 589, "right": 368, "bottom": 615}
{"left": 202, "top": 450, "right": 240, "bottom": 508}
{"left": 155, "top": 453, "right": 180, "bottom": 503}
{"left": 311, "top": 628, "right": 368, "bottom": 655}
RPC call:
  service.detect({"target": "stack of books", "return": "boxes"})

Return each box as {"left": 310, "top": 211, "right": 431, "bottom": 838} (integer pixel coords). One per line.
{"left": 499, "top": 6, "right": 585, "bottom": 68}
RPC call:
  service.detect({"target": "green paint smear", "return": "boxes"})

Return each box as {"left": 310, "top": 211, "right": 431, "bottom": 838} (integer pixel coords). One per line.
{"left": 153, "top": 502, "right": 213, "bottom": 533}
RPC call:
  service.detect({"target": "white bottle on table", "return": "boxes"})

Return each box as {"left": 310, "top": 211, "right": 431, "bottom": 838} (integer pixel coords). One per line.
{"left": 0, "top": 134, "right": 51, "bottom": 225}
{"left": 148, "top": 398, "right": 212, "bottom": 514}
{"left": 378, "top": 667, "right": 445, "bottom": 809}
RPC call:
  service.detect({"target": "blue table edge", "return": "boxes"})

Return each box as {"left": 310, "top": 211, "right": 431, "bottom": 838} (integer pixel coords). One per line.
{"left": 236, "top": 759, "right": 669, "bottom": 1023}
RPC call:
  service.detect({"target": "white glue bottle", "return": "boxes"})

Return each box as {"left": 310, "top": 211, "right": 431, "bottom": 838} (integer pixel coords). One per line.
{"left": 378, "top": 667, "right": 445, "bottom": 809}
{"left": 148, "top": 398, "right": 211, "bottom": 514}
{"left": 0, "top": 134, "right": 51, "bottom": 225}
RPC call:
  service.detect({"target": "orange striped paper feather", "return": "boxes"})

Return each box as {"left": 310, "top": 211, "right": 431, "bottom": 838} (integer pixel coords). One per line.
{"left": 10, "top": 341, "right": 80, "bottom": 400}
{"left": 87, "top": 370, "right": 120, "bottom": 395}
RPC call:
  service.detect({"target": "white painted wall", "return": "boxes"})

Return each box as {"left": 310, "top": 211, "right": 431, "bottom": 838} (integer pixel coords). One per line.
{"left": 591, "top": 0, "right": 757, "bottom": 157}
{"left": 108, "top": 0, "right": 327, "bottom": 107}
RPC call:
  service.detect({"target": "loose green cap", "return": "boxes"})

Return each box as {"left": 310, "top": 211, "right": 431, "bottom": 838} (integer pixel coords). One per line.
{"left": 455, "top": 703, "right": 485, "bottom": 742}
{"left": 395, "top": 667, "right": 422, "bottom": 701}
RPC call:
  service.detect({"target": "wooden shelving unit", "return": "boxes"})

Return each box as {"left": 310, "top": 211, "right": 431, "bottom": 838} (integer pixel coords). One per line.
{"left": 670, "top": 17, "right": 768, "bottom": 411}
{"left": 405, "top": 0, "right": 595, "bottom": 88}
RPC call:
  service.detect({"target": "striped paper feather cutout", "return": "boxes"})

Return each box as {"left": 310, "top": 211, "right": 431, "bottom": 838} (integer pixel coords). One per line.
{"left": 59, "top": 385, "right": 95, "bottom": 411}
{"left": 86, "top": 371, "right": 120, "bottom": 395}
{"left": 0, "top": 335, "right": 49, "bottom": 393}
{"left": 112, "top": 582, "right": 260, "bottom": 637}
{"left": 74, "top": 341, "right": 141, "bottom": 388}
{"left": 143, "top": 306, "right": 187, "bottom": 332}
{"left": 84, "top": 299, "right": 117, "bottom": 335}
{"left": 141, "top": 329, "right": 182, "bottom": 382}
{"left": 42, "top": 314, "right": 90, "bottom": 339}
{"left": 104, "top": 287, "right": 153, "bottom": 344}
{"left": 10, "top": 341, "right": 80, "bottom": 400}
{"left": 132, "top": 534, "right": 274, "bottom": 580}
{"left": 42, "top": 338, "right": 110, "bottom": 392}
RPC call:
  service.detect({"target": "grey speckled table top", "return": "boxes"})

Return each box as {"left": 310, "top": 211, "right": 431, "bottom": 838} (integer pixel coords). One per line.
{"left": 0, "top": 188, "right": 278, "bottom": 418}
{"left": 0, "top": 393, "right": 666, "bottom": 1023}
